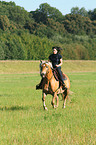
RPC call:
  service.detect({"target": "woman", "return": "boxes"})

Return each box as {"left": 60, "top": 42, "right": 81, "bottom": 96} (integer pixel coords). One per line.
{"left": 49, "top": 46, "right": 66, "bottom": 89}
{"left": 36, "top": 46, "right": 66, "bottom": 90}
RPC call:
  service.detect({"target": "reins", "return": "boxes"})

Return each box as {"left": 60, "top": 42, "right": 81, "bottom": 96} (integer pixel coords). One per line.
{"left": 45, "top": 66, "right": 59, "bottom": 93}
{"left": 41, "top": 62, "right": 59, "bottom": 93}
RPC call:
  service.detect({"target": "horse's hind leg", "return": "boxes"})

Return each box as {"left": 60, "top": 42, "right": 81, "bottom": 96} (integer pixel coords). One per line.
{"left": 62, "top": 88, "right": 68, "bottom": 108}
{"left": 56, "top": 95, "right": 59, "bottom": 107}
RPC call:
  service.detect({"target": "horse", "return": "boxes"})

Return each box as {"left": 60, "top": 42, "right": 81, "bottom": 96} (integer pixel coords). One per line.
{"left": 38, "top": 60, "right": 70, "bottom": 110}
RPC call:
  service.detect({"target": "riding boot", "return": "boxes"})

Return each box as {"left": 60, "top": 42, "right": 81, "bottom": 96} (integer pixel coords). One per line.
{"left": 62, "top": 83, "right": 67, "bottom": 90}
{"left": 56, "top": 67, "right": 66, "bottom": 90}
{"left": 36, "top": 78, "right": 44, "bottom": 90}
{"left": 61, "top": 81, "right": 67, "bottom": 90}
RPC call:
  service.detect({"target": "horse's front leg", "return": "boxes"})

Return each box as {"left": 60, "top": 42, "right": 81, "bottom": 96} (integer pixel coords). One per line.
{"left": 52, "top": 92, "right": 58, "bottom": 108}
{"left": 42, "top": 92, "right": 48, "bottom": 111}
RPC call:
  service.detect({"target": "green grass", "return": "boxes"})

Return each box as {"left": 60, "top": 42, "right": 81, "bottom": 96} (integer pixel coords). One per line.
{"left": 0, "top": 60, "right": 96, "bottom": 74}
{"left": 0, "top": 61, "right": 96, "bottom": 145}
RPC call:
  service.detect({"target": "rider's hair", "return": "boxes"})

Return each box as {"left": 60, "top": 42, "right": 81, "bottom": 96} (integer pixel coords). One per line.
{"left": 52, "top": 46, "right": 62, "bottom": 53}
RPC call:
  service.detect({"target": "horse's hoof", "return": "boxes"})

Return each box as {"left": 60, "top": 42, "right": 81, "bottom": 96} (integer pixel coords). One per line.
{"left": 44, "top": 106, "right": 48, "bottom": 111}
{"left": 63, "top": 106, "right": 66, "bottom": 109}
{"left": 54, "top": 105, "right": 57, "bottom": 109}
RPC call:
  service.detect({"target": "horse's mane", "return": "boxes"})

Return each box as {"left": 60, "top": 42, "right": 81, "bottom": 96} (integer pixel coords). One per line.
{"left": 40, "top": 61, "right": 52, "bottom": 68}
{"left": 39, "top": 60, "right": 52, "bottom": 75}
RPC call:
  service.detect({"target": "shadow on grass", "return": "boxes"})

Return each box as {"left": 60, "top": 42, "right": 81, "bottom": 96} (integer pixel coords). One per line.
{"left": 0, "top": 105, "right": 29, "bottom": 111}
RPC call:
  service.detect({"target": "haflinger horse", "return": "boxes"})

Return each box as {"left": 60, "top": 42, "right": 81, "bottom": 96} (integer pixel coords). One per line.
{"left": 39, "top": 60, "right": 70, "bottom": 110}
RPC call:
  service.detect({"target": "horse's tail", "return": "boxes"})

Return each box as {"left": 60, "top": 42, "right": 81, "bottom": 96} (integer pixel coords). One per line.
{"left": 69, "top": 90, "right": 74, "bottom": 95}
{"left": 63, "top": 73, "right": 70, "bottom": 89}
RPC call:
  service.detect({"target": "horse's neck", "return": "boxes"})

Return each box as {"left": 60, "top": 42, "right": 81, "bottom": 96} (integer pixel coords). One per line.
{"left": 46, "top": 67, "right": 54, "bottom": 81}
{"left": 47, "top": 67, "right": 59, "bottom": 92}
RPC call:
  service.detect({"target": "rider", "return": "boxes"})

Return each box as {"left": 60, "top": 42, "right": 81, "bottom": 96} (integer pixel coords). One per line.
{"left": 36, "top": 46, "right": 66, "bottom": 90}
{"left": 49, "top": 46, "right": 66, "bottom": 90}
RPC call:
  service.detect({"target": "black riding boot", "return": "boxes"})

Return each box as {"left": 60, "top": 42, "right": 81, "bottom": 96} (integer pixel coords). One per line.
{"left": 62, "top": 82, "right": 67, "bottom": 90}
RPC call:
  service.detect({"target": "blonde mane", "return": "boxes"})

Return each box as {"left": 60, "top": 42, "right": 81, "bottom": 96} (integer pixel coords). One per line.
{"left": 39, "top": 60, "right": 52, "bottom": 74}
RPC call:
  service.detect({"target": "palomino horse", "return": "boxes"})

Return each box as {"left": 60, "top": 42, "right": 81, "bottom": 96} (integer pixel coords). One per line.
{"left": 39, "top": 61, "right": 70, "bottom": 110}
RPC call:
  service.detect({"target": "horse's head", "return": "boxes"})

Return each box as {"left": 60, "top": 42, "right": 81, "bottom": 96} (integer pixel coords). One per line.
{"left": 40, "top": 60, "right": 52, "bottom": 78}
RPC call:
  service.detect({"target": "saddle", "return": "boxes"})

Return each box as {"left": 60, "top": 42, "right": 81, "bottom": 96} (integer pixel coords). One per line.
{"left": 52, "top": 68, "right": 67, "bottom": 81}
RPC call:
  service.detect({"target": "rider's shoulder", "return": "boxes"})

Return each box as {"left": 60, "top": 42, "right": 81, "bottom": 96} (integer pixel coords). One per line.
{"left": 49, "top": 54, "right": 53, "bottom": 58}
{"left": 58, "top": 53, "right": 62, "bottom": 58}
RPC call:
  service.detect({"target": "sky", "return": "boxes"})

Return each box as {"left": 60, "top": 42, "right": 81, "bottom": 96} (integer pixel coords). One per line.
{"left": 3, "top": 0, "right": 96, "bottom": 15}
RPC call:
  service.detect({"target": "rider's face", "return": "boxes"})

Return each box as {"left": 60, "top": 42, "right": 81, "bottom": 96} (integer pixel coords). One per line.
{"left": 53, "top": 48, "right": 58, "bottom": 54}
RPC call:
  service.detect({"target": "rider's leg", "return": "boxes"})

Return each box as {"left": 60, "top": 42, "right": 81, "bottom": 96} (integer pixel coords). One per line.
{"left": 56, "top": 67, "right": 66, "bottom": 89}
{"left": 36, "top": 78, "right": 44, "bottom": 89}
{"left": 36, "top": 78, "right": 49, "bottom": 90}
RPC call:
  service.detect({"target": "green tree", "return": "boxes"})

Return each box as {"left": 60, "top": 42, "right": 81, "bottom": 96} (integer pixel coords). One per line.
{"left": 8, "top": 5, "right": 30, "bottom": 25}
{"left": 88, "top": 8, "right": 96, "bottom": 20}
{"left": 31, "top": 3, "right": 63, "bottom": 23}
{"left": 0, "top": 41, "right": 5, "bottom": 59}
{"left": 71, "top": 7, "right": 88, "bottom": 17}
{"left": 71, "top": 7, "right": 79, "bottom": 14}
{"left": 0, "top": 15, "right": 10, "bottom": 31}
{"left": 63, "top": 14, "right": 94, "bottom": 35}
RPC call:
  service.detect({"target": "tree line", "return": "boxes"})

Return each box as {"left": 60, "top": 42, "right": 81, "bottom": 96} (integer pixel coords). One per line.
{"left": 0, "top": 1, "right": 96, "bottom": 60}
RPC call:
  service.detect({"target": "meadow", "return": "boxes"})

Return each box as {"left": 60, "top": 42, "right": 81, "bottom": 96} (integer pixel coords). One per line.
{"left": 0, "top": 60, "right": 96, "bottom": 145}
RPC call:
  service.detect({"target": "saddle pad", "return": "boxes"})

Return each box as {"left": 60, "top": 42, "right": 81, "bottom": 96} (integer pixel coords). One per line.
{"left": 52, "top": 69, "right": 67, "bottom": 81}
{"left": 62, "top": 73, "right": 67, "bottom": 80}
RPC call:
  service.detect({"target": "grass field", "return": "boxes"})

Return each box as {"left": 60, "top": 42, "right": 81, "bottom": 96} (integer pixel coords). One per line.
{"left": 0, "top": 60, "right": 96, "bottom": 145}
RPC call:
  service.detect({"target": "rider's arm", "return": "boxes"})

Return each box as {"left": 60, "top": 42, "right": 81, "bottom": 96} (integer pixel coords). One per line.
{"left": 55, "top": 58, "right": 63, "bottom": 67}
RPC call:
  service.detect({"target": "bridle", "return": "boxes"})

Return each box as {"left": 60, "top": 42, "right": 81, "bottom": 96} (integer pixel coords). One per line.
{"left": 41, "top": 62, "right": 59, "bottom": 93}
{"left": 45, "top": 65, "right": 59, "bottom": 93}
{"left": 41, "top": 63, "right": 54, "bottom": 81}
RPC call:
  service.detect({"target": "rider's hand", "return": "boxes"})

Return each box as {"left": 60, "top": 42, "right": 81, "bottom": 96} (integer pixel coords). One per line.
{"left": 55, "top": 65, "right": 59, "bottom": 67}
